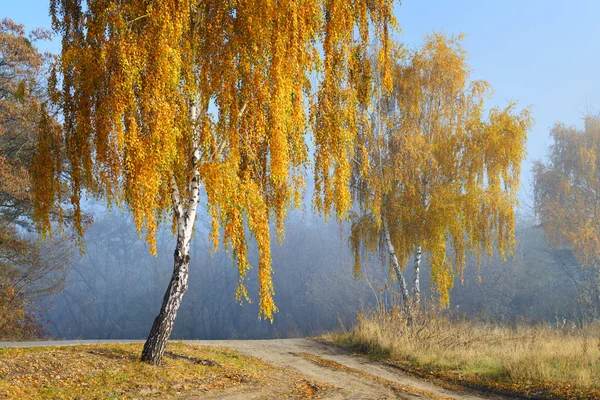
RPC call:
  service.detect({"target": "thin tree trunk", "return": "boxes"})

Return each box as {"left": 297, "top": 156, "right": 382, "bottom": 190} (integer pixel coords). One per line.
{"left": 141, "top": 105, "right": 202, "bottom": 365}
{"left": 141, "top": 232, "right": 191, "bottom": 364}
{"left": 412, "top": 245, "right": 422, "bottom": 305}
{"left": 382, "top": 219, "right": 411, "bottom": 320}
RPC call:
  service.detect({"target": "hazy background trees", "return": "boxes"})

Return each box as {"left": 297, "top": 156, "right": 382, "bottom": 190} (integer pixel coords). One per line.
{"left": 38, "top": 201, "right": 594, "bottom": 340}
{"left": 42, "top": 205, "right": 389, "bottom": 340}
{"left": 0, "top": 18, "right": 70, "bottom": 340}
{"left": 448, "top": 220, "right": 583, "bottom": 324}
{"left": 533, "top": 115, "right": 600, "bottom": 321}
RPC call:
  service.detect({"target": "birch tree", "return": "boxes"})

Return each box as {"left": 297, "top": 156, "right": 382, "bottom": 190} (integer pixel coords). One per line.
{"left": 32, "top": 0, "right": 396, "bottom": 364}
{"left": 350, "top": 34, "right": 532, "bottom": 310}
{"left": 534, "top": 116, "right": 600, "bottom": 317}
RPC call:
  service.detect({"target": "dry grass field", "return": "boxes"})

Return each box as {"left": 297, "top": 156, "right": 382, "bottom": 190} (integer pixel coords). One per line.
{"left": 325, "top": 308, "right": 600, "bottom": 399}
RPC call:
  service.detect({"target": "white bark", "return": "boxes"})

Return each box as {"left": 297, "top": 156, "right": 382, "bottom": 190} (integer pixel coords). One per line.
{"left": 141, "top": 105, "right": 202, "bottom": 365}
{"left": 412, "top": 245, "right": 422, "bottom": 305}
{"left": 382, "top": 219, "right": 411, "bottom": 314}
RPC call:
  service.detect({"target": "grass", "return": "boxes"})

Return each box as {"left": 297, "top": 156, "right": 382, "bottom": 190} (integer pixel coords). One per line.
{"left": 0, "top": 342, "right": 326, "bottom": 399}
{"left": 323, "top": 308, "right": 600, "bottom": 399}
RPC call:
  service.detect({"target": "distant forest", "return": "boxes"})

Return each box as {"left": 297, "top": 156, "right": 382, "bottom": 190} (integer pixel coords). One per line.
{"left": 40, "top": 204, "right": 587, "bottom": 340}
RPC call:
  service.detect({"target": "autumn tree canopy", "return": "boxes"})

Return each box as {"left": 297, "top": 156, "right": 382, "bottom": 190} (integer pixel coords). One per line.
{"left": 1, "top": 18, "right": 50, "bottom": 229}
{"left": 350, "top": 34, "right": 532, "bottom": 307}
{"left": 0, "top": 18, "right": 70, "bottom": 340}
{"left": 34, "top": 0, "right": 397, "bottom": 363}
{"left": 534, "top": 116, "right": 600, "bottom": 315}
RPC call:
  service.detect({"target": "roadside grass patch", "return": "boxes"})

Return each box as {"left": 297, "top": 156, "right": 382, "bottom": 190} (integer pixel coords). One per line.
{"left": 0, "top": 342, "right": 325, "bottom": 399}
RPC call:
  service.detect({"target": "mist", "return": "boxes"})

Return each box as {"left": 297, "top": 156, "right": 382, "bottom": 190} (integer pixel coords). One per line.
{"left": 40, "top": 203, "right": 383, "bottom": 340}
{"left": 36, "top": 199, "right": 589, "bottom": 341}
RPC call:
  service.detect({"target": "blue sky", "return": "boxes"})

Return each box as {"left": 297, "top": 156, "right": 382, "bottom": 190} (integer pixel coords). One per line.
{"left": 4, "top": 0, "right": 600, "bottom": 206}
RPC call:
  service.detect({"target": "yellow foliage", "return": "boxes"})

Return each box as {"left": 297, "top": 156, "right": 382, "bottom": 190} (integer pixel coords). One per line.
{"left": 33, "top": 0, "right": 397, "bottom": 319}
{"left": 534, "top": 116, "right": 600, "bottom": 269}
{"left": 350, "top": 33, "right": 532, "bottom": 305}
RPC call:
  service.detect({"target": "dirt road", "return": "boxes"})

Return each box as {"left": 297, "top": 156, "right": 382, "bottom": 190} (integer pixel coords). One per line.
{"left": 0, "top": 339, "right": 498, "bottom": 399}
{"left": 193, "top": 338, "right": 496, "bottom": 400}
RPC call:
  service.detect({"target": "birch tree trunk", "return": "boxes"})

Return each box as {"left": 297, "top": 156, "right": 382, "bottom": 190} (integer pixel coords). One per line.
{"left": 141, "top": 105, "right": 202, "bottom": 365}
{"left": 141, "top": 179, "right": 200, "bottom": 364}
{"left": 141, "top": 230, "right": 191, "bottom": 364}
{"left": 382, "top": 219, "right": 412, "bottom": 320}
{"left": 412, "top": 246, "right": 422, "bottom": 306}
